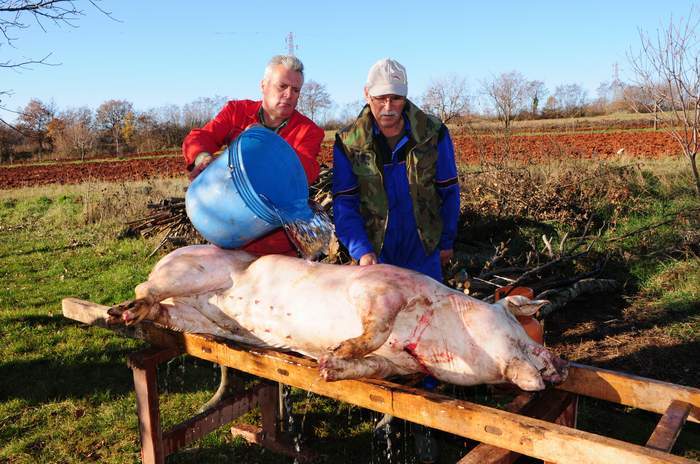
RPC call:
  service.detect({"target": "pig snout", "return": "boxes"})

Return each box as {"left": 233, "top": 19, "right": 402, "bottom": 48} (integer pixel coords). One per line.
{"left": 530, "top": 345, "right": 569, "bottom": 384}
{"left": 505, "top": 346, "right": 569, "bottom": 391}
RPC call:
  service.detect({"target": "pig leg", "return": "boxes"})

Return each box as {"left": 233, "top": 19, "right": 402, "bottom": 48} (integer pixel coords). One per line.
{"left": 108, "top": 297, "right": 235, "bottom": 339}
{"left": 107, "top": 280, "right": 181, "bottom": 326}
{"left": 328, "top": 283, "right": 408, "bottom": 359}
{"left": 319, "top": 355, "right": 411, "bottom": 381}
{"left": 107, "top": 246, "right": 255, "bottom": 326}
{"left": 107, "top": 294, "right": 157, "bottom": 325}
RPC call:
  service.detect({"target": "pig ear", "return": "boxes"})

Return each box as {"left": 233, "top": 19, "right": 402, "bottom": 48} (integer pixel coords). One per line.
{"left": 501, "top": 295, "right": 549, "bottom": 317}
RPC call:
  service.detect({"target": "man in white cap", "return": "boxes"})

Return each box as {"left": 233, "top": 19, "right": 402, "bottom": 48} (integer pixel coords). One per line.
{"left": 332, "top": 58, "right": 460, "bottom": 283}
{"left": 332, "top": 58, "right": 460, "bottom": 463}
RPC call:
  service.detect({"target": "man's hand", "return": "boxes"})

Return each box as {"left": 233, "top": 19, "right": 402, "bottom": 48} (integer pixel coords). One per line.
{"left": 440, "top": 249, "right": 454, "bottom": 266}
{"left": 188, "top": 152, "right": 213, "bottom": 181}
{"left": 359, "top": 252, "right": 378, "bottom": 266}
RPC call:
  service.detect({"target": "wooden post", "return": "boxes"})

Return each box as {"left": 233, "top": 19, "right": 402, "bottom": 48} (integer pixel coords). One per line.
{"left": 259, "top": 382, "right": 280, "bottom": 444}
{"left": 127, "top": 347, "right": 181, "bottom": 464}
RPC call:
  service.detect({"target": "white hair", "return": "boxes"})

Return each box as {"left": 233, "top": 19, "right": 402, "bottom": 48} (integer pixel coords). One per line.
{"left": 263, "top": 55, "right": 305, "bottom": 84}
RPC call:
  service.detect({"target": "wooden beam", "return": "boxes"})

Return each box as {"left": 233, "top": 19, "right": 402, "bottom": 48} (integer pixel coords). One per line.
{"left": 557, "top": 363, "right": 700, "bottom": 424}
{"left": 162, "top": 382, "right": 267, "bottom": 456}
{"left": 457, "top": 392, "right": 538, "bottom": 464}
{"left": 646, "top": 400, "right": 692, "bottom": 453}
{"left": 62, "top": 298, "right": 698, "bottom": 464}
{"left": 460, "top": 391, "right": 575, "bottom": 464}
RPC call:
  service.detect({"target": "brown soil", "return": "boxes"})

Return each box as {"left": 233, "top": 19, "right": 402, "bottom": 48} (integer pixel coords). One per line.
{"left": 319, "top": 130, "right": 680, "bottom": 164}
{"left": 0, "top": 155, "right": 186, "bottom": 189}
{"left": 545, "top": 294, "right": 698, "bottom": 388}
{"left": 2, "top": 130, "right": 681, "bottom": 189}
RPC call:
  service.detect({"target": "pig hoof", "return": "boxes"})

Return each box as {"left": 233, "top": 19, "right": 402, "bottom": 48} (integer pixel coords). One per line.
{"left": 107, "top": 298, "right": 152, "bottom": 326}
{"left": 107, "top": 302, "right": 130, "bottom": 325}
{"left": 318, "top": 355, "right": 342, "bottom": 381}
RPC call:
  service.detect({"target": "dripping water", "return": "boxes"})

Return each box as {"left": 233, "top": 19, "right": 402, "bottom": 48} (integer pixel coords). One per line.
{"left": 260, "top": 196, "right": 334, "bottom": 260}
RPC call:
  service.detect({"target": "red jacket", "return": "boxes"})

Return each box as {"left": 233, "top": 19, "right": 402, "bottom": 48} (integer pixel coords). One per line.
{"left": 182, "top": 99, "right": 324, "bottom": 256}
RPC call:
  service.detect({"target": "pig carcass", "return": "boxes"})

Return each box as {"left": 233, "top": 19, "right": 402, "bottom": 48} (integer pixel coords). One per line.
{"left": 108, "top": 245, "right": 567, "bottom": 391}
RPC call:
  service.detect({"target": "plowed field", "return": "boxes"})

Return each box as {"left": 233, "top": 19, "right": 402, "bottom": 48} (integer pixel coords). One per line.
{"left": 319, "top": 130, "right": 680, "bottom": 163}
{"left": 1, "top": 156, "right": 186, "bottom": 189}
{"left": 1, "top": 130, "right": 682, "bottom": 189}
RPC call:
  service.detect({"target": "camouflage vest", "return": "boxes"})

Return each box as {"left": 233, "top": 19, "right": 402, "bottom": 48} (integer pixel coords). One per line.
{"left": 337, "top": 100, "right": 443, "bottom": 255}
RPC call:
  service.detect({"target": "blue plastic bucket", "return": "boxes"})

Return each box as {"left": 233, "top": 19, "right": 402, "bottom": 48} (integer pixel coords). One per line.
{"left": 185, "top": 126, "right": 313, "bottom": 249}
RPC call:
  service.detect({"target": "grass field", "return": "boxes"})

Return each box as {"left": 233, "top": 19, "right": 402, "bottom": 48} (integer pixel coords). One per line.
{"left": 0, "top": 156, "right": 699, "bottom": 463}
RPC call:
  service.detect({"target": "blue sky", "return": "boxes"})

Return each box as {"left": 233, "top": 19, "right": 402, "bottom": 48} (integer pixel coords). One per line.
{"left": 0, "top": 0, "right": 695, "bottom": 119}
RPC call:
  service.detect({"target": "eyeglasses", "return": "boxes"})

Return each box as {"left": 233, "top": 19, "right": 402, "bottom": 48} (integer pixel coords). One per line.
{"left": 370, "top": 95, "right": 405, "bottom": 105}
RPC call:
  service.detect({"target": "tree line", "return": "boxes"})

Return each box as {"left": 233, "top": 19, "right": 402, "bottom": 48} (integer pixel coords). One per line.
{"left": 0, "top": 96, "right": 230, "bottom": 163}
{"left": 0, "top": 72, "right": 661, "bottom": 164}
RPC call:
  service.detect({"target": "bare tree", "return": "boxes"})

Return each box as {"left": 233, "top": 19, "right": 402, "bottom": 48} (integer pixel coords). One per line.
{"left": 297, "top": 80, "right": 331, "bottom": 123}
{"left": 338, "top": 99, "right": 365, "bottom": 126}
{"left": 17, "top": 98, "right": 54, "bottom": 158}
{"left": 526, "top": 80, "right": 547, "bottom": 117}
{"left": 50, "top": 106, "right": 95, "bottom": 159}
{"left": 0, "top": 121, "right": 21, "bottom": 162}
{"left": 182, "top": 96, "right": 228, "bottom": 129}
{"left": 96, "top": 99, "right": 133, "bottom": 155}
{"left": 1, "top": 1, "right": 113, "bottom": 131}
{"left": 483, "top": 71, "right": 529, "bottom": 129}
{"left": 623, "top": 84, "right": 666, "bottom": 129}
{"left": 421, "top": 74, "right": 470, "bottom": 123}
{"left": 552, "top": 83, "right": 588, "bottom": 117}
{"left": 629, "top": 8, "right": 700, "bottom": 195}
{"left": 0, "top": 1, "right": 112, "bottom": 68}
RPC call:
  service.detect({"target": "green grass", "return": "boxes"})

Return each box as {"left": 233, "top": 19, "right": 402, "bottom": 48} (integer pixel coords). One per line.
{"left": 0, "top": 168, "right": 698, "bottom": 462}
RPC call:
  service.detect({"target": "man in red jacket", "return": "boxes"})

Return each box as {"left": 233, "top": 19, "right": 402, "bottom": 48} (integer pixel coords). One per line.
{"left": 182, "top": 55, "right": 325, "bottom": 256}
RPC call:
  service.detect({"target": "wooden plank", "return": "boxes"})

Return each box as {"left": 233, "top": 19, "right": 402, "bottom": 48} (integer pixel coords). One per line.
{"left": 162, "top": 382, "right": 266, "bottom": 455}
{"left": 62, "top": 298, "right": 697, "bottom": 464}
{"left": 186, "top": 334, "right": 695, "bottom": 464}
{"left": 460, "top": 391, "right": 573, "bottom": 464}
{"left": 646, "top": 400, "right": 692, "bottom": 453}
{"left": 458, "top": 392, "right": 537, "bottom": 464}
{"left": 558, "top": 363, "right": 700, "bottom": 424}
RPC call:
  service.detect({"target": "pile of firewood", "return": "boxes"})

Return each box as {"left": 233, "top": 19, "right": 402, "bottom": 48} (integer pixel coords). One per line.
{"left": 120, "top": 197, "right": 205, "bottom": 257}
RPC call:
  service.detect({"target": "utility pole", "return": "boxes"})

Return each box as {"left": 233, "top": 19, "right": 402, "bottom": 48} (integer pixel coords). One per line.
{"left": 611, "top": 62, "right": 623, "bottom": 102}
{"left": 285, "top": 32, "right": 297, "bottom": 56}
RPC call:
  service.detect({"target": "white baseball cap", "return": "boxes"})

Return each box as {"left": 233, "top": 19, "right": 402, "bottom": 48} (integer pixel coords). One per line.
{"left": 366, "top": 58, "right": 408, "bottom": 97}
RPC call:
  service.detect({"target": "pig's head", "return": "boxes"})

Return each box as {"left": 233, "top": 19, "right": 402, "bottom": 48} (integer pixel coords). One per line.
{"left": 415, "top": 293, "right": 568, "bottom": 391}
{"left": 492, "top": 295, "right": 568, "bottom": 390}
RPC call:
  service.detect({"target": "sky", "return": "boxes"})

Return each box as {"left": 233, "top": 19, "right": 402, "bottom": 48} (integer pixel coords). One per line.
{"left": 0, "top": 0, "right": 696, "bottom": 121}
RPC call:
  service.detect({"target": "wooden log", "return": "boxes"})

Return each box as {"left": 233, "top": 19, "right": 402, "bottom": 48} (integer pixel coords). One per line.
{"left": 556, "top": 362, "right": 700, "bottom": 424}
{"left": 62, "top": 298, "right": 698, "bottom": 464}
{"left": 646, "top": 400, "right": 692, "bottom": 453}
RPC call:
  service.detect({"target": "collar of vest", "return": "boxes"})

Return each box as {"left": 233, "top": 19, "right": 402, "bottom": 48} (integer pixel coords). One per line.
{"left": 342, "top": 99, "right": 441, "bottom": 150}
